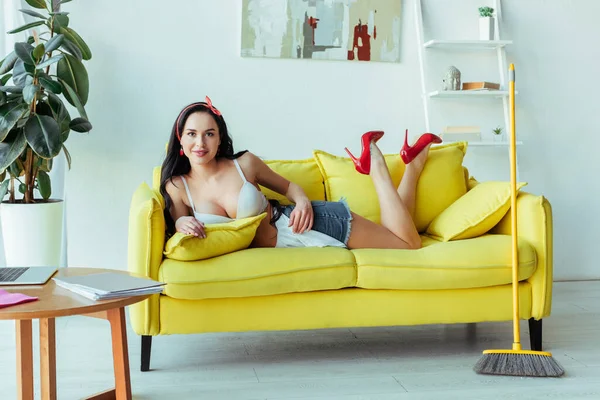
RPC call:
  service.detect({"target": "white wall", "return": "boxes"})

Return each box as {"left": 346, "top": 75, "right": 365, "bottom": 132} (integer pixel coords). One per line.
{"left": 1, "top": 0, "right": 598, "bottom": 280}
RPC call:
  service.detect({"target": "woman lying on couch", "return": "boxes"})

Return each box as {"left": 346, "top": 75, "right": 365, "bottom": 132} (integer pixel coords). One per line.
{"left": 159, "top": 97, "right": 441, "bottom": 250}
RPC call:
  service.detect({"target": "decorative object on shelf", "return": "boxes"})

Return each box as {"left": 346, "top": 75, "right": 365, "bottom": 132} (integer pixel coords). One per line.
{"left": 441, "top": 126, "right": 481, "bottom": 142}
{"left": 478, "top": 6, "right": 495, "bottom": 40}
{"left": 442, "top": 66, "right": 461, "bottom": 91}
{"left": 492, "top": 126, "right": 504, "bottom": 142}
{"left": 463, "top": 81, "right": 500, "bottom": 91}
{"left": 0, "top": 0, "right": 93, "bottom": 267}
{"left": 240, "top": 0, "right": 402, "bottom": 63}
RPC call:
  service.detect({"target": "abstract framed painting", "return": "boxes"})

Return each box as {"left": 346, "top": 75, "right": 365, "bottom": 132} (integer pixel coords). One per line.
{"left": 241, "top": 0, "right": 402, "bottom": 63}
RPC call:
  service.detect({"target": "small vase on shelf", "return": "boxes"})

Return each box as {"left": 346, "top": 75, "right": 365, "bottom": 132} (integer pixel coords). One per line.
{"left": 492, "top": 126, "right": 504, "bottom": 143}
{"left": 478, "top": 7, "right": 495, "bottom": 40}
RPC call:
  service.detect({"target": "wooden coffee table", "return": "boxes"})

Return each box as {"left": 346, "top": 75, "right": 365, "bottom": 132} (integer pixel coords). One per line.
{"left": 0, "top": 267, "right": 154, "bottom": 400}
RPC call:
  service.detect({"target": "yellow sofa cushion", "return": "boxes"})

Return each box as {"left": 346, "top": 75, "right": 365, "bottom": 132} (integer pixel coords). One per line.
{"left": 163, "top": 213, "right": 266, "bottom": 261}
{"left": 426, "top": 181, "right": 528, "bottom": 241}
{"left": 352, "top": 234, "right": 537, "bottom": 290}
{"left": 260, "top": 158, "right": 325, "bottom": 204}
{"left": 159, "top": 247, "right": 356, "bottom": 300}
{"left": 313, "top": 142, "right": 467, "bottom": 232}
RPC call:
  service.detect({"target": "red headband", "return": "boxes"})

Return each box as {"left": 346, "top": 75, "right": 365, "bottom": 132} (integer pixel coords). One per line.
{"left": 176, "top": 96, "right": 222, "bottom": 141}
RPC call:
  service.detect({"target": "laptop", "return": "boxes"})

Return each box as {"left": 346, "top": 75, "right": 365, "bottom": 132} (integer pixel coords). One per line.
{"left": 0, "top": 266, "right": 58, "bottom": 285}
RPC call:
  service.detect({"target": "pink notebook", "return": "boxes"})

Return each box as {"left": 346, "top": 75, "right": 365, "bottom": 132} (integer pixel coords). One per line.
{"left": 0, "top": 289, "right": 38, "bottom": 309}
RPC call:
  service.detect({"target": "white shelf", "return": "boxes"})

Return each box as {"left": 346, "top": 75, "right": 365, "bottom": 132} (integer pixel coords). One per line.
{"left": 445, "top": 140, "right": 523, "bottom": 147}
{"left": 423, "top": 39, "right": 512, "bottom": 50}
{"left": 428, "top": 90, "right": 516, "bottom": 98}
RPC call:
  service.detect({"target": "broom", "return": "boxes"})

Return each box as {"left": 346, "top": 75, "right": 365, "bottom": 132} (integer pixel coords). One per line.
{"left": 473, "top": 64, "right": 564, "bottom": 377}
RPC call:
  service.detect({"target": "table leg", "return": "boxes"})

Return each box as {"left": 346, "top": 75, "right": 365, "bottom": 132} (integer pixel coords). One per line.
{"left": 16, "top": 319, "right": 33, "bottom": 400}
{"left": 108, "top": 307, "right": 131, "bottom": 400}
{"left": 40, "top": 318, "right": 57, "bottom": 400}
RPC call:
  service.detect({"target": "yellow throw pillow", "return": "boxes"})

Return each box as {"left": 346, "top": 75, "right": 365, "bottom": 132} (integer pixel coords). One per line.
{"left": 260, "top": 158, "right": 325, "bottom": 205}
{"left": 426, "top": 181, "right": 527, "bottom": 241}
{"left": 313, "top": 141, "right": 467, "bottom": 232}
{"left": 313, "top": 149, "right": 405, "bottom": 222}
{"left": 163, "top": 213, "right": 267, "bottom": 261}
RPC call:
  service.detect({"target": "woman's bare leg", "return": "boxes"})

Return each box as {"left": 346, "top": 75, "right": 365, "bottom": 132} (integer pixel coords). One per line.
{"left": 397, "top": 144, "right": 432, "bottom": 220}
{"left": 363, "top": 142, "right": 421, "bottom": 248}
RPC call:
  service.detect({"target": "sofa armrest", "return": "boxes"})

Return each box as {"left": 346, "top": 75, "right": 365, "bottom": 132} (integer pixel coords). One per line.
{"left": 491, "top": 192, "right": 553, "bottom": 319}
{"left": 127, "top": 182, "right": 165, "bottom": 335}
{"left": 128, "top": 182, "right": 165, "bottom": 280}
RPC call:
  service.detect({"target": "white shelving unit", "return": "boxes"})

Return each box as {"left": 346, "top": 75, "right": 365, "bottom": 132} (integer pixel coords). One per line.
{"left": 423, "top": 39, "right": 512, "bottom": 50}
{"left": 414, "top": 0, "right": 516, "bottom": 148}
{"left": 427, "top": 90, "right": 515, "bottom": 99}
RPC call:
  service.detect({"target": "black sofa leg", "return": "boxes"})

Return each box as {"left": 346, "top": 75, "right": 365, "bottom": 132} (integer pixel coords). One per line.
{"left": 528, "top": 318, "right": 543, "bottom": 351}
{"left": 141, "top": 335, "right": 152, "bottom": 372}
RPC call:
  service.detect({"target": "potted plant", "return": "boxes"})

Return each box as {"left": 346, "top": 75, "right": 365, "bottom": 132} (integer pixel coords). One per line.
{"left": 0, "top": 0, "right": 92, "bottom": 267}
{"left": 492, "top": 126, "right": 503, "bottom": 142}
{"left": 478, "top": 6, "right": 495, "bottom": 40}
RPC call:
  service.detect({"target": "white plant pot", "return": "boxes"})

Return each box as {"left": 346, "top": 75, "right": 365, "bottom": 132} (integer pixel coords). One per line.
{"left": 0, "top": 200, "right": 64, "bottom": 267}
{"left": 479, "top": 17, "right": 495, "bottom": 40}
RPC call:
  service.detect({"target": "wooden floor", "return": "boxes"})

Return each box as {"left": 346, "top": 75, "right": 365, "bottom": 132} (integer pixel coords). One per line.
{"left": 1, "top": 281, "right": 599, "bottom": 399}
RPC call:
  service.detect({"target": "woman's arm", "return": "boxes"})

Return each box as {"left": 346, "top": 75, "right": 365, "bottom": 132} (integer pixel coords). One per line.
{"left": 246, "top": 152, "right": 307, "bottom": 202}
{"left": 165, "top": 178, "right": 205, "bottom": 237}
{"left": 246, "top": 152, "right": 313, "bottom": 233}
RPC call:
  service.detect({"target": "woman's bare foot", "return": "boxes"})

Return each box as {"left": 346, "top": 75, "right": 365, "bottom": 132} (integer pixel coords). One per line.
{"left": 405, "top": 143, "right": 432, "bottom": 176}
{"left": 369, "top": 142, "right": 387, "bottom": 173}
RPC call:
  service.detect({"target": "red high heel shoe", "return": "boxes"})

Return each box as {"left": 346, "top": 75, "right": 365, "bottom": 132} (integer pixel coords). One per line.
{"left": 400, "top": 129, "right": 442, "bottom": 164}
{"left": 344, "top": 130, "right": 385, "bottom": 175}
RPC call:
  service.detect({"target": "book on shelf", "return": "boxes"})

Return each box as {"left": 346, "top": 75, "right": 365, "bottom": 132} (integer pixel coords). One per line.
{"left": 462, "top": 81, "right": 501, "bottom": 91}
{"left": 53, "top": 272, "right": 165, "bottom": 301}
{"left": 440, "top": 126, "right": 481, "bottom": 142}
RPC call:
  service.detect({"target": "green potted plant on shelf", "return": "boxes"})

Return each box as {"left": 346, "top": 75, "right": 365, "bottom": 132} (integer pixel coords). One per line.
{"left": 492, "top": 126, "right": 504, "bottom": 142}
{"left": 478, "top": 6, "right": 495, "bottom": 40}
{"left": 0, "top": 0, "right": 92, "bottom": 267}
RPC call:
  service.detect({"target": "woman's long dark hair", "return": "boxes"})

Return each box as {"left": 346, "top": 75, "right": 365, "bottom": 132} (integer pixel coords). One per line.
{"left": 159, "top": 101, "right": 282, "bottom": 236}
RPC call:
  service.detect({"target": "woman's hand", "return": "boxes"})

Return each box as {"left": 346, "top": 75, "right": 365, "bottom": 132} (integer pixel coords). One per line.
{"left": 288, "top": 198, "right": 313, "bottom": 234}
{"left": 175, "top": 216, "right": 206, "bottom": 238}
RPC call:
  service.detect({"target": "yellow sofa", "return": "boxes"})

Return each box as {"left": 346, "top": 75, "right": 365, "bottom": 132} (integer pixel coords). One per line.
{"left": 127, "top": 142, "right": 553, "bottom": 372}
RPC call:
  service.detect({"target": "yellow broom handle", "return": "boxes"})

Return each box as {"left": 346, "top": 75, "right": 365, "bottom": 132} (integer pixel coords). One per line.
{"left": 509, "top": 64, "right": 521, "bottom": 350}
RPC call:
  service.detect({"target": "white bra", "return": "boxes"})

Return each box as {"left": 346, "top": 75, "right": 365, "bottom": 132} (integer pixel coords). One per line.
{"left": 180, "top": 159, "right": 268, "bottom": 224}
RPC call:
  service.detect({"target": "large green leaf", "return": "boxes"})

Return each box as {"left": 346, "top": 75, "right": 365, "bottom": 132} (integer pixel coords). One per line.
{"left": 60, "top": 38, "right": 82, "bottom": 60}
{"left": 0, "top": 103, "right": 28, "bottom": 141}
{"left": 69, "top": 117, "right": 92, "bottom": 133}
{"left": 25, "top": 0, "right": 47, "bottom": 9}
{"left": 52, "top": 14, "right": 69, "bottom": 31}
{"left": 0, "top": 180, "right": 9, "bottom": 200}
{"left": 7, "top": 20, "right": 45, "bottom": 34}
{"left": 0, "top": 86, "right": 23, "bottom": 93}
{"left": 0, "top": 52, "right": 18, "bottom": 75}
{"left": 9, "top": 156, "right": 25, "bottom": 177}
{"left": 0, "top": 130, "right": 27, "bottom": 171}
{"left": 0, "top": 74, "right": 12, "bottom": 86}
{"left": 14, "top": 43, "right": 35, "bottom": 65}
{"left": 24, "top": 115, "right": 61, "bottom": 159}
{"left": 62, "top": 144, "right": 71, "bottom": 169}
{"left": 58, "top": 79, "right": 87, "bottom": 119}
{"left": 47, "top": 92, "right": 71, "bottom": 139}
{"left": 19, "top": 9, "right": 47, "bottom": 19}
{"left": 37, "top": 170, "right": 51, "bottom": 199}
{"left": 33, "top": 43, "right": 46, "bottom": 61}
{"left": 59, "top": 27, "right": 92, "bottom": 60}
{"left": 39, "top": 76, "right": 62, "bottom": 94}
{"left": 23, "top": 83, "right": 40, "bottom": 104}
{"left": 36, "top": 54, "right": 64, "bottom": 70}
{"left": 45, "top": 34, "right": 64, "bottom": 53}
{"left": 56, "top": 54, "right": 88, "bottom": 106}
{"left": 12, "top": 60, "right": 34, "bottom": 87}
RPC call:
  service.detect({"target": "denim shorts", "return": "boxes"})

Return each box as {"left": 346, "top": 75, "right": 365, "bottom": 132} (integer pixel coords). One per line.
{"left": 280, "top": 199, "right": 353, "bottom": 245}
